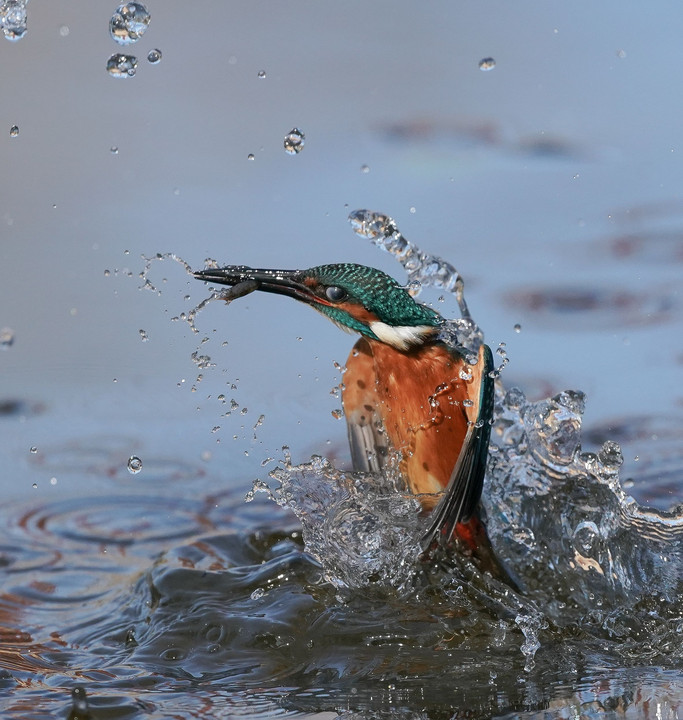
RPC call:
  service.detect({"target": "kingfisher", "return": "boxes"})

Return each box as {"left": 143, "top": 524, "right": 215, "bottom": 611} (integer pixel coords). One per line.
{"left": 194, "top": 263, "right": 504, "bottom": 577}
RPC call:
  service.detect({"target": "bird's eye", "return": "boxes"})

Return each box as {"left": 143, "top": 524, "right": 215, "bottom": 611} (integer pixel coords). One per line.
{"left": 325, "top": 285, "right": 347, "bottom": 302}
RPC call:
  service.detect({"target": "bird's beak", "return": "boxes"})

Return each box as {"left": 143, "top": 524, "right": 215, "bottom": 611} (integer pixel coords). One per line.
{"left": 193, "top": 265, "right": 311, "bottom": 302}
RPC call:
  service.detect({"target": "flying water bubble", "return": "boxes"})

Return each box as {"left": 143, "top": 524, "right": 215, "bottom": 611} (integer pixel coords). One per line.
{"left": 127, "top": 456, "right": 143, "bottom": 474}
{"left": 9, "top": 125, "right": 18, "bottom": 137}
{"left": 107, "top": 53, "right": 138, "bottom": 78}
{"left": 284, "top": 128, "right": 305, "bottom": 155}
{"left": 0, "top": 327, "right": 14, "bottom": 349}
{"left": 0, "top": 0, "right": 28, "bottom": 41}
{"left": 147, "top": 48, "right": 162, "bottom": 64}
{"left": 109, "top": 2, "right": 150, "bottom": 45}
{"left": 479, "top": 57, "right": 496, "bottom": 71}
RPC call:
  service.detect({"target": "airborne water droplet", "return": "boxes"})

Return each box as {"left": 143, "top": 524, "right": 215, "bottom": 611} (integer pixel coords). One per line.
{"left": 138, "top": 328, "right": 148, "bottom": 342}
{"left": 147, "top": 48, "right": 162, "bottom": 64}
{"left": 0, "top": 327, "right": 14, "bottom": 349}
{"left": 284, "top": 127, "right": 305, "bottom": 155}
{"left": 109, "top": 2, "right": 150, "bottom": 45}
{"left": 514, "top": 323, "right": 522, "bottom": 333}
{"left": 9, "top": 125, "right": 18, "bottom": 137}
{"left": 127, "top": 456, "right": 143, "bottom": 474}
{"left": 257, "top": 70, "right": 266, "bottom": 79}
{"left": 479, "top": 57, "right": 496, "bottom": 71}
{"left": 1, "top": 1, "right": 28, "bottom": 41}
{"left": 107, "top": 53, "right": 138, "bottom": 78}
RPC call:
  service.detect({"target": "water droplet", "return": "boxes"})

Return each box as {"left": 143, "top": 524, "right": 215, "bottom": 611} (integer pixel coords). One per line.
{"left": 247, "top": 153, "right": 255, "bottom": 161}
{"left": 127, "top": 456, "right": 143, "bottom": 474}
{"left": 284, "top": 127, "right": 305, "bottom": 155}
{"left": 598, "top": 440, "right": 623, "bottom": 474}
{"left": 32, "top": 482, "right": 37, "bottom": 489}
{"left": 514, "top": 323, "right": 522, "bottom": 333}
{"left": 505, "top": 387, "right": 526, "bottom": 410}
{"left": 250, "top": 587, "right": 265, "bottom": 599}
{"left": 406, "top": 279, "right": 421, "bottom": 295}
{"left": 0, "top": 327, "right": 14, "bottom": 349}
{"left": 29, "top": 446, "right": 37, "bottom": 454}
{"left": 1, "top": 1, "right": 28, "bottom": 41}
{"left": 59, "top": 24, "right": 69, "bottom": 37}
{"left": 138, "top": 328, "right": 148, "bottom": 342}
{"left": 107, "top": 53, "right": 138, "bottom": 78}
{"left": 360, "top": 164, "right": 370, "bottom": 174}
{"left": 331, "top": 409, "right": 343, "bottom": 420}
{"left": 50, "top": 477, "right": 57, "bottom": 485}
{"left": 147, "top": 48, "right": 162, "bottom": 64}
{"left": 125, "top": 628, "right": 138, "bottom": 647}
{"left": 257, "top": 70, "right": 266, "bottom": 79}
{"left": 479, "top": 57, "right": 496, "bottom": 71}
{"left": 9, "top": 124, "right": 18, "bottom": 137}
{"left": 109, "top": 2, "right": 150, "bottom": 45}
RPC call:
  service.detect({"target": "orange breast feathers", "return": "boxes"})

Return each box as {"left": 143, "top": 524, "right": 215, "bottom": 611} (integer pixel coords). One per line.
{"left": 342, "top": 337, "right": 473, "bottom": 495}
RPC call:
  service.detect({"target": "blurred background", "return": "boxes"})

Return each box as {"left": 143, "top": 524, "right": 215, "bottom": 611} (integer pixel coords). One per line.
{"left": 1, "top": 1, "right": 682, "bottom": 508}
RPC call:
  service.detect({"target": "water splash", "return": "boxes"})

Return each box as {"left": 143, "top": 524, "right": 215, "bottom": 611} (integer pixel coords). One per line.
{"left": 145, "top": 212, "right": 683, "bottom": 668}
{"left": 349, "top": 208, "right": 485, "bottom": 360}
{"left": 0, "top": 0, "right": 28, "bottom": 41}
{"left": 248, "top": 450, "right": 424, "bottom": 591}
{"left": 485, "top": 386, "right": 683, "bottom": 619}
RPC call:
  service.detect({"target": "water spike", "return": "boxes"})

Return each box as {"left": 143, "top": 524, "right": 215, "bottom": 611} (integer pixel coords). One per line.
{"left": 348, "top": 208, "right": 471, "bottom": 320}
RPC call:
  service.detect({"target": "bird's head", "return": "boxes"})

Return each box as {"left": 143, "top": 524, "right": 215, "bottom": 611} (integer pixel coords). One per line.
{"left": 193, "top": 262, "right": 443, "bottom": 351}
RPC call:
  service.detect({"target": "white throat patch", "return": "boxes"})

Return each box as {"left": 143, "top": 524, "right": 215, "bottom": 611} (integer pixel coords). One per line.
{"left": 369, "top": 321, "right": 434, "bottom": 351}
